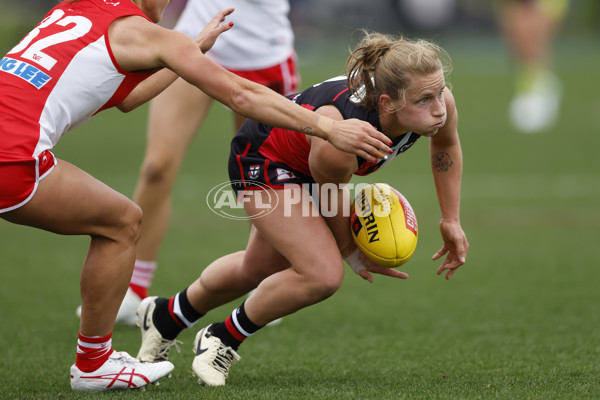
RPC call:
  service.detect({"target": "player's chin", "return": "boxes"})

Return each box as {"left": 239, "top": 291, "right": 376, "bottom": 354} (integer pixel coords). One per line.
{"left": 415, "top": 130, "right": 436, "bottom": 138}
{"left": 415, "top": 127, "right": 440, "bottom": 137}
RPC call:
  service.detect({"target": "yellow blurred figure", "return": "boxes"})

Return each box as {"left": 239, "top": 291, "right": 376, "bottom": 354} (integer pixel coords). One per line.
{"left": 496, "top": 0, "right": 569, "bottom": 133}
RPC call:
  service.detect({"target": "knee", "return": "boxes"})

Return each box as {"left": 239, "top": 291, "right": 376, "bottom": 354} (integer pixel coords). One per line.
{"left": 306, "top": 262, "right": 345, "bottom": 302}
{"left": 139, "top": 152, "right": 177, "bottom": 186}
{"left": 114, "top": 201, "right": 143, "bottom": 245}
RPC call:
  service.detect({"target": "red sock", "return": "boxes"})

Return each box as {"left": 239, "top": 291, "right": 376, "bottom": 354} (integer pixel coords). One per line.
{"left": 129, "top": 283, "right": 148, "bottom": 299}
{"left": 130, "top": 260, "right": 157, "bottom": 298}
{"left": 75, "top": 332, "right": 113, "bottom": 372}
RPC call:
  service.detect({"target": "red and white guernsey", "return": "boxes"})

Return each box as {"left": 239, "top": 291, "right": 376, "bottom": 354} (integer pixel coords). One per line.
{"left": 0, "top": 0, "right": 154, "bottom": 212}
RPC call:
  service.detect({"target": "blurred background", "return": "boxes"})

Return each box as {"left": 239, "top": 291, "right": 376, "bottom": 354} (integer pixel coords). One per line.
{"left": 2, "top": 0, "right": 598, "bottom": 120}
{"left": 1, "top": 0, "right": 599, "bottom": 41}
{"left": 1, "top": 1, "right": 600, "bottom": 397}
{"left": 1, "top": 0, "right": 600, "bottom": 37}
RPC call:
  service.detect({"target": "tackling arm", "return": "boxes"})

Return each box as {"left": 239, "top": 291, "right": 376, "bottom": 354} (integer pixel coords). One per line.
{"left": 116, "top": 8, "right": 234, "bottom": 112}
{"left": 109, "top": 14, "right": 392, "bottom": 161}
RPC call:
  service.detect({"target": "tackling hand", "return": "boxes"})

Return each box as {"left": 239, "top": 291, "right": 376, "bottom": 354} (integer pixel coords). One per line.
{"left": 324, "top": 118, "right": 393, "bottom": 163}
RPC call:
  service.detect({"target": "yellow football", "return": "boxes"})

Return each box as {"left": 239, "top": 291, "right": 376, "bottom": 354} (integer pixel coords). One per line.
{"left": 350, "top": 183, "right": 418, "bottom": 267}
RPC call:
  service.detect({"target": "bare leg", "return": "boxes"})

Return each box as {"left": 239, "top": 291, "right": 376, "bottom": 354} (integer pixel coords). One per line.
{"left": 2, "top": 161, "right": 142, "bottom": 336}
{"left": 133, "top": 78, "right": 214, "bottom": 262}
{"left": 498, "top": 0, "right": 568, "bottom": 132}
{"left": 187, "top": 233, "right": 290, "bottom": 313}
{"left": 499, "top": 0, "right": 564, "bottom": 70}
{"left": 241, "top": 189, "right": 345, "bottom": 326}
{"left": 185, "top": 188, "right": 345, "bottom": 326}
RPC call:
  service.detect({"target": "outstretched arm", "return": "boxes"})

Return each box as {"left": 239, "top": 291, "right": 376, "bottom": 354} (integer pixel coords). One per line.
{"left": 110, "top": 16, "right": 393, "bottom": 161}
{"left": 117, "top": 8, "right": 235, "bottom": 112}
{"left": 429, "top": 89, "right": 469, "bottom": 279}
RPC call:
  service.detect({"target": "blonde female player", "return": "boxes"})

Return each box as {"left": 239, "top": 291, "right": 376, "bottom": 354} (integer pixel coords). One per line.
{"left": 0, "top": 0, "right": 392, "bottom": 392}
{"left": 135, "top": 32, "right": 469, "bottom": 386}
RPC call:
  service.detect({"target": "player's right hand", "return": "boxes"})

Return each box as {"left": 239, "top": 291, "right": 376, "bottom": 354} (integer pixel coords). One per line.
{"left": 343, "top": 247, "right": 409, "bottom": 283}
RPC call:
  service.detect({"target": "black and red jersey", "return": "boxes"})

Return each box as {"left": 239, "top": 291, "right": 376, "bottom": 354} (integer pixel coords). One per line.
{"left": 229, "top": 75, "right": 421, "bottom": 183}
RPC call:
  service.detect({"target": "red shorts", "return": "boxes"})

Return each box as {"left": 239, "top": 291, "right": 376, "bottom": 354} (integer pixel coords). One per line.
{"left": 228, "top": 54, "right": 300, "bottom": 96}
{"left": 0, "top": 150, "right": 56, "bottom": 213}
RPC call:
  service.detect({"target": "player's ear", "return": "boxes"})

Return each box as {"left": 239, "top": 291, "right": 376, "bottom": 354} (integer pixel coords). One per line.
{"left": 379, "top": 94, "right": 396, "bottom": 113}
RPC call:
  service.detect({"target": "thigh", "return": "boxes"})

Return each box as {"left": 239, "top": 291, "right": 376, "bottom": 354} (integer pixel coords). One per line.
{"left": 241, "top": 224, "right": 291, "bottom": 278}
{"left": 2, "top": 159, "right": 137, "bottom": 236}
{"left": 243, "top": 187, "right": 342, "bottom": 277}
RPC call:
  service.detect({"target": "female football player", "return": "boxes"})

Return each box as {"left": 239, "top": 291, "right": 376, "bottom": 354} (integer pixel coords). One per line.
{"left": 0, "top": 0, "right": 392, "bottom": 392}
{"left": 135, "top": 31, "right": 470, "bottom": 386}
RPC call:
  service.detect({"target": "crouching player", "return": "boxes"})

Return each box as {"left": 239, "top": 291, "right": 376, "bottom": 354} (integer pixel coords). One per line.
{"left": 134, "top": 31, "right": 469, "bottom": 386}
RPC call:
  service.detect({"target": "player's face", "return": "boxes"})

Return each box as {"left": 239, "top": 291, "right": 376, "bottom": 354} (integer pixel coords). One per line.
{"left": 393, "top": 70, "right": 447, "bottom": 137}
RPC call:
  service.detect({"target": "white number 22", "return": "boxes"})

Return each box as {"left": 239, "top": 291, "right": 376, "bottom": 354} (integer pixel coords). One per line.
{"left": 8, "top": 9, "right": 92, "bottom": 71}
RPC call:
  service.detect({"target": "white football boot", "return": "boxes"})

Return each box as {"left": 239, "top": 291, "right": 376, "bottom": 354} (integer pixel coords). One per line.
{"left": 192, "top": 324, "right": 241, "bottom": 386}
{"left": 136, "top": 296, "right": 181, "bottom": 362}
{"left": 70, "top": 350, "right": 173, "bottom": 391}
{"left": 76, "top": 287, "right": 141, "bottom": 326}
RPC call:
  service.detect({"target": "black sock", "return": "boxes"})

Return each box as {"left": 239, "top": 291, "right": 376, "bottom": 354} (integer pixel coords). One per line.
{"left": 209, "top": 301, "right": 262, "bottom": 350}
{"left": 153, "top": 288, "right": 204, "bottom": 340}
{"left": 175, "top": 287, "right": 204, "bottom": 323}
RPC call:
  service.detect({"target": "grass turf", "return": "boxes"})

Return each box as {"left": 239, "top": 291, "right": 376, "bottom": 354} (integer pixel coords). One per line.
{"left": 1, "top": 34, "right": 599, "bottom": 399}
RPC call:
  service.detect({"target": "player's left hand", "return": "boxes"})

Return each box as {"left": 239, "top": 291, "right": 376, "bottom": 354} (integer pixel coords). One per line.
{"left": 195, "top": 8, "right": 235, "bottom": 53}
{"left": 343, "top": 247, "right": 409, "bottom": 283}
{"left": 433, "top": 219, "right": 469, "bottom": 280}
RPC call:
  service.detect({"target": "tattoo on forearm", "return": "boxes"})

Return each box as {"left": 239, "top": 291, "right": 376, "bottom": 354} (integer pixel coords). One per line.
{"left": 300, "top": 126, "right": 314, "bottom": 135}
{"left": 432, "top": 152, "right": 453, "bottom": 172}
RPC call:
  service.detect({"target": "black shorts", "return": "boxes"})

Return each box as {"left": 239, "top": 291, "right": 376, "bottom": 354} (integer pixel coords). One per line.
{"left": 228, "top": 135, "right": 315, "bottom": 197}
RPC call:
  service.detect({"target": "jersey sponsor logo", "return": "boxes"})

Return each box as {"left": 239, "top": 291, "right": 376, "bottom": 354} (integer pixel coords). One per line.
{"left": 275, "top": 168, "right": 296, "bottom": 181}
{"left": 398, "top": 142, "right": 416, "bottom": 154}
{"left": 355, "top": 133, "right": 418, "bottom": 176}
{"left": 0, "top": 57, "right": 51, "bottom": 89}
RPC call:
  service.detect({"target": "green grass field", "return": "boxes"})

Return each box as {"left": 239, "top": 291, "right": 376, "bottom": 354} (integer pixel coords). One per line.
{"left": 1, "top": 34, "right": 599, "bottom": 399}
